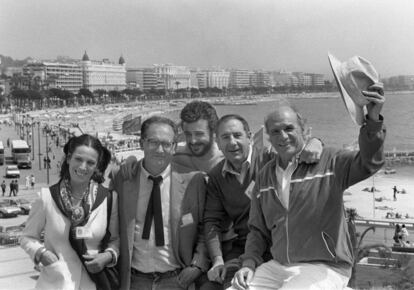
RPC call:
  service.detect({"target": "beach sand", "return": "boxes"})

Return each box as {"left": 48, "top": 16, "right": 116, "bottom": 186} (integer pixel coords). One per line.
{"left": 10, "top": 99, "right": 413, "bottom": 224}
{"left": 344, "top": 165, "right": 414, "bottom": 223}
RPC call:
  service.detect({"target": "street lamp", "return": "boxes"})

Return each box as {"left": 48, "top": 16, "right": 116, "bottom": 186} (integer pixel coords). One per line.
{"left": 31, "top": 117, "right": 35, "bottom": 160}
{"left": 38, "top": 121, "right": 41, "bottom": 170}
{"left": 45, "top": 125, "right": 51, "bottom": 184}
{"left": 26, "top": 120, "right": 30, "bottom": 145}
{"left": 45, "top": 128, "right": 50, "bottom": 184}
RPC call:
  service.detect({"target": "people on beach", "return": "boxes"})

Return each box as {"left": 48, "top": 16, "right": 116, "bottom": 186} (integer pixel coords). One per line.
{"left": 110, "top": 116, "right": 209, "bottom": 290}
{"left": 393, "top": 185, "right": 398, "bottom": 201}
{"left": 20, "top": 134, "right": 119, "bottom": 290}
{"left": 230, "top": 82, "right": 385, "bottom": 290}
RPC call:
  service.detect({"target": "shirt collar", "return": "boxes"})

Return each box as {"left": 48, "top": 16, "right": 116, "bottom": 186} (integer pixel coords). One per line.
{"left": 141, "top": 162, "right": 171, "bottom": 181}
{"left": 222, "top": 144, "right": 253, "bottom": 177}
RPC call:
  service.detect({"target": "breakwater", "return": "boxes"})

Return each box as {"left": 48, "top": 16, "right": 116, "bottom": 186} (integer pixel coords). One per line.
{"left": 385, "top": 150, "right": 414, "bottom": 166}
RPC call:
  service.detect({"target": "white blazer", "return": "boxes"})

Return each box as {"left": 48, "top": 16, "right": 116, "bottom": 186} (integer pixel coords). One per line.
{"left": 20, "top": 186, "right": 119, "bottom": 290}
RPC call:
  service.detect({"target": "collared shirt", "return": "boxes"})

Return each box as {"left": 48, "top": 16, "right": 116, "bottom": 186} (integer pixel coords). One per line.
{"left": 131, "top": 163, "right": 180, "bottom": 273}
{"left": 274, "top": 147, "right": 304, "bottom": 209}
{"left": 221, "top": 145, "right": 253, "bottom": 184}
{"left": 275, "top": 157, "right": 298, "bottom": 209}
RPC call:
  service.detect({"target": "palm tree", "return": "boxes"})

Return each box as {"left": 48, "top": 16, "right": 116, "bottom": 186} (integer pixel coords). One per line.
{"left": 346, "top": 208, "right": 391, "bottom": 288}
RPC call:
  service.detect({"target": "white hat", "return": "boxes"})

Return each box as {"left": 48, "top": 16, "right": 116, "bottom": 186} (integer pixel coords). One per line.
{"left": 328, "top": 53, "right": 380, "bottom": 125}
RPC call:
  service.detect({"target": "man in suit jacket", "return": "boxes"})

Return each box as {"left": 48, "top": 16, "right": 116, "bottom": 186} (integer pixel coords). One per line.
{"left": 111, "top": 116, "right": 209, "bottom": 290}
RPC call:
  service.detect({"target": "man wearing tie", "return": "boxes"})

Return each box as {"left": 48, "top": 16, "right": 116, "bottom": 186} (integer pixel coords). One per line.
{"left": 111, "top": 116, "right": 209, "bottom": 290}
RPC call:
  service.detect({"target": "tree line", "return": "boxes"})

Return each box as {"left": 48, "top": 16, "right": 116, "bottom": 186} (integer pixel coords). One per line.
{"left": 1, "top": 82, "right": 341, "bottom": 112}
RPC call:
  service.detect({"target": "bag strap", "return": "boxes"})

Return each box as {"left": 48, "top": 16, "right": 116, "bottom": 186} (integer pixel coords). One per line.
{"left": 100, "top": 189, "right": 113, "bottom": 249}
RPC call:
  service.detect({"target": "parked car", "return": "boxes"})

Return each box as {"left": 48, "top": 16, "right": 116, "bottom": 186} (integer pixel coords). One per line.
{"left": 5, "top": 165, "right": 20, "bottom": 178}
{"left": 2, "top": 198, "right": 32, "bottom": 215}
{"left": 0, "top": 224, "right": 24, "bottom": 245}
{"left": 0, "top": 201, "right": 21, "bottom": 218}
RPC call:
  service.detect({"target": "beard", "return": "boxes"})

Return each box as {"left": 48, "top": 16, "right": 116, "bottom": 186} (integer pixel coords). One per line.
{"left": 188, "top": 140, "right": 214, "bottom": 157}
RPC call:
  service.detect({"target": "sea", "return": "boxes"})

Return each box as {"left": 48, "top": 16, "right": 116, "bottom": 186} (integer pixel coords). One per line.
{"left": 168, "top": 92, "right": 413, "bottom": 152}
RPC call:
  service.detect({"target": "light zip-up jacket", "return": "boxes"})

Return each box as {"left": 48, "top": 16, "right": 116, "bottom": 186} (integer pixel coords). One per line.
{"left": 241, "top": 117, "right": 386, "bottom": 276}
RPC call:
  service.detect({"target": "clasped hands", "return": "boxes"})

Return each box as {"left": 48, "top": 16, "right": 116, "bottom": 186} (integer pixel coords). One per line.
{"left": 83, "top": 252, "right": 113, "bottom": 273}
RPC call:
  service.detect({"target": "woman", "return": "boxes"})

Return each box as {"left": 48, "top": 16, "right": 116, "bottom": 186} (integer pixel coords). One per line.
{"left": 20, "top": 134, "right": 119, "bottom": 290}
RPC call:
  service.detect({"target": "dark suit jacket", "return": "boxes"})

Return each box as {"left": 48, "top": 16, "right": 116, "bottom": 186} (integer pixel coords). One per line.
{"left": 111, "top": 158, "right": 209, "bottom": 290}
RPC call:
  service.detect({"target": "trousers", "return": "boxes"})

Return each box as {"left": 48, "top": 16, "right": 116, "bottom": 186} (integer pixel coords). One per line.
{"left": 227, "top": 260, "right": 349, "bottom": 290}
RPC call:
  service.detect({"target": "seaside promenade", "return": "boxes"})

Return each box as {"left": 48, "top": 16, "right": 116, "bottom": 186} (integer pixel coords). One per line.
{"left": 0, "top": 98, "right": 413, "bottom": 289}
{"left": 0, "top": 122, "right": 65, "bottom": 290}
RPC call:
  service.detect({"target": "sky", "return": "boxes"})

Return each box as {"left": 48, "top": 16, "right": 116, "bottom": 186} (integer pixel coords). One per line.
{"left": 1, "top": 0, "right": 414, "bottom": 77}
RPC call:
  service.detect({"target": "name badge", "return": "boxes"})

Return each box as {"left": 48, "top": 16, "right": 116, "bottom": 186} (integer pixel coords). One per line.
{"left": 75, "top": 226, "right": 93, "bottom": 239}
{"left": 245, "top": 181, "right": 255, "bottom": 199}
{"left": 181, "top": 213, "right": 194, "bottom": 227}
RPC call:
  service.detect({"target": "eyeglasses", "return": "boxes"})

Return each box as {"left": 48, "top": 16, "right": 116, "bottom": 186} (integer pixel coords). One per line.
{"left": 144, "top": 139, "right": 175, "bottom": 150}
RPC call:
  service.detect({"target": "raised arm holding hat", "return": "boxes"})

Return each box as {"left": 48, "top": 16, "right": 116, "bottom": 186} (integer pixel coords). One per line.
{"left": 328, "top": 53, "right": 384, "bottom": 125}
{"left": 229, "top": 55, "right": 386, "bottom": 290}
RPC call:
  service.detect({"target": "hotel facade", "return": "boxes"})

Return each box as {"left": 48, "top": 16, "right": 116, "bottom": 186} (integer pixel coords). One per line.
{"left": 81, "top": 52, "right": 126, "bottom": 92}
{"left": 19, "top": 52, "right": 126, "bottom": 93}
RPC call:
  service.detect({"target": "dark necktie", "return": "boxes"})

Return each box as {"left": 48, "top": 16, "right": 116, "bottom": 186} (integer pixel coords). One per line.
{"left": 142, "top": 175, "right": 164, "bottom": 246}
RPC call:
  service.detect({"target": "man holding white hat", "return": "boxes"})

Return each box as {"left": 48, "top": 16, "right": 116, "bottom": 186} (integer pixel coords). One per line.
{"left": 229, "top": 54, "right": 386, "bottom": 290}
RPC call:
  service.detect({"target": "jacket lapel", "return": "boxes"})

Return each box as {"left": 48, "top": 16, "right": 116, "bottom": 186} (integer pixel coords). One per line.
{"left": 170, "top": 166, "right": 187, "bottom": 265}
{"left": 125, "top": 162, "right": 141, "bottom": 256}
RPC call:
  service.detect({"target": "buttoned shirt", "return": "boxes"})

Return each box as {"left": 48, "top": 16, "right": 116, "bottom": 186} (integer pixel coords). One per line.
{"left": 222, "top": 145, "right": 253, "bottom": 184}
{"left": 131, "top": 163, "right": 180, "bottom": 273}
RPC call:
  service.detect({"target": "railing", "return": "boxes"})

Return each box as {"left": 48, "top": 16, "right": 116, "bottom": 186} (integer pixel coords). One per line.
{"left": 385, "top": 150, "right": 414, "bottom": 157}
{"left": 113, "top": 146, "right": 141, "bottom": 153}
{"left": 384, "top": 150, "right": 414, "bottom": 165}
{"left": 355, "top": 219, "right": 414, "bottom": 229}
{"left": 355, "top": 219, "right": 413, "bottom": 245}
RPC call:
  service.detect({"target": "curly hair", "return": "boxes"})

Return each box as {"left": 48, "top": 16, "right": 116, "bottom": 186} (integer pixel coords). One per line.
{"left": 180, "top": 101, "right": 218, "bottom": 134}
{"left": 60, "top": 134, "right": 111, "bottom": 184}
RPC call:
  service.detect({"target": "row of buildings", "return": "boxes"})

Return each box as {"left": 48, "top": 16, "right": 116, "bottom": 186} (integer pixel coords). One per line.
{"left": 126, "top": 67, "right": 325, "bottom": 91}
{"left": 383, "top": 75, "right": 414, "bottom": 90}
{"left": 5, "top": 52, "right": 127, "bottom": 93}
{"left": 2, "top": 52, "right": 326, "bottom": 94}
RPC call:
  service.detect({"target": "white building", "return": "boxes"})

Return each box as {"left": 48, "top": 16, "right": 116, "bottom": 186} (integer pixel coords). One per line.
{"left": 153, "top": 64, "right": 191, "bottom": 90}
{"left": 196, "top": 71, "right": 207, "bottom": 89}
{"left": 207, "top": 70, "right": 230, "bottom": 88}
{"left": 229, "top": 69, "right": 250, "bottom": 88}
{"left": 81, "top": 52, "right": 126, "bottom": 92}
{"left": 24, "top": 61, "right": 83, "bottom": 93}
